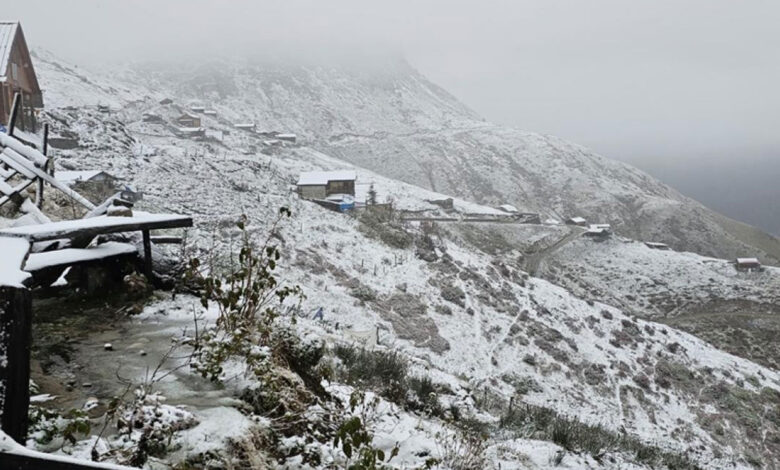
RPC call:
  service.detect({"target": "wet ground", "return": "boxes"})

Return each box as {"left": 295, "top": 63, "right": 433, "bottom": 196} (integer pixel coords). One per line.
{"left": 30, "top": 289, "right": 237, "bottom": 414}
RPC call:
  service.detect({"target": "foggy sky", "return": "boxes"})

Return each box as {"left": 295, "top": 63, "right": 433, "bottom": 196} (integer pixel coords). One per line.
{"left": 6, "top": 1, "right": 780, "bottom": 193}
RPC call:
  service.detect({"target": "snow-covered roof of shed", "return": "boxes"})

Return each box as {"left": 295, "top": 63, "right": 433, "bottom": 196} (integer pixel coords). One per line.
{"left": 56, "top": 170, "right": 108, "bottom": 184}
{"left": 0, "top": 22, "right": 19, "bottom": 80}
{"left": 498, "top": 204, "right": 518, "bottom": 213}
{"left": 297, "top": 170, "right": 357, "bottom": 186}
{"left": 736, "top": 257, "right": 760, "bottom": 264}
{"left": 568, "top": 216, "right": 586, "bottom": 223}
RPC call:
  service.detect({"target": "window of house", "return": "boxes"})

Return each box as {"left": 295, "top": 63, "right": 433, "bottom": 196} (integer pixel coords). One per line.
{"left": 11, "top": 63, "right": 18, "bottom": 81}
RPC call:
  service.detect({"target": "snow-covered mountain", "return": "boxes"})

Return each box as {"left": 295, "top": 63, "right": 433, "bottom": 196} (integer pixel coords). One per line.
{"left": 83, "top": 55, "right": 780, "bottom": 266}
{"left": 17, "top": 51, "right": 780, "bottom": 469}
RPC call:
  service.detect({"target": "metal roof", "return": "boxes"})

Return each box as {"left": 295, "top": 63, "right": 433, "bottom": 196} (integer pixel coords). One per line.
{"left": 0, "top": 21, "right": 19, "bottom": 80}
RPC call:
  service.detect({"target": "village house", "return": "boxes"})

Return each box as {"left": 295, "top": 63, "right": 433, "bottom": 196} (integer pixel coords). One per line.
{"left": 234, "top": 122, "right": 256, "bottom": 132}
{"left": 57, "top": 170, "right": 119, "bottom": 204}
{"left": 735, "top": 257, "right": 761, "bottom": 272}
{"left": 176, "top": 112, "right": 201, "bottom": 128}
{"left": 498, "top": 204, "right": 519, "bottom": 213}
{"left": 297, "top": 170, "right": 357, "bottom": 200}
{"left": 277, "top": 133, "right": 297, "bottom": 144}
{"left": 645, "top": 242, "right": 670, "bottom": 250}
{"left": 0, "top": 21, "right": 43, "bottom": 132}
{"left": 566, "top": 216, "right": 587, "bottom": 226}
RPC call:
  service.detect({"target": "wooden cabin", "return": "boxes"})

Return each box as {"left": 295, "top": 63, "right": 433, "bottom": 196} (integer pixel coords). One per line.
{"left": 735, "top": 257, "right": 761, "bottom": 272}
{"left": 645, "top": 242, "right": 670, "bottom": 250}
{"left": 0, "top": 22, "right": 43, "bottom": 132}
{"left": 277, "top": 133, "right": 297, "bottom": 144}
{"left": 176, "top": 113, "right": 201, "bottom": 128}
{"left": 297, "top": 170, "right": 356, "bottom": 200}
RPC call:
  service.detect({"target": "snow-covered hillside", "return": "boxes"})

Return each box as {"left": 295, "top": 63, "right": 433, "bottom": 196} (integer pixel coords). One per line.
{"left": 12, "top": 52, "right": 780, "bottom": 469}
{"left": 81, "top": 56, "right": 780, "bottom": 266}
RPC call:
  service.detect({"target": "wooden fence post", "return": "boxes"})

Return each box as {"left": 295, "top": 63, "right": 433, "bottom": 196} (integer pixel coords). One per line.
{"left": 0, "top": 287, "right": 33, "bottom": 443}
{"left": 142, "top": 229, "right": 153, "bottom": 279}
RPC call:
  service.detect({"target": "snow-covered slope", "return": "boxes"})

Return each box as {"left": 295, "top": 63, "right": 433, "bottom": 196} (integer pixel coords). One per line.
{"left": 17, "top": 52, "right": 780, "bottom": 468}
{"left": 90, "top": 56, "right": 780, "bottom": 266}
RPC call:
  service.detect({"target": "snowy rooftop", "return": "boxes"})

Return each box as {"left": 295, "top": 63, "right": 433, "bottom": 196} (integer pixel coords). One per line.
{"left": 297, "top": 170, "right": 357, "bottom": 186}
{"left": 0, "top": 22, "right": 19, "bottom": 80}
{"left": 736, "top": 257, "right": 760, "bottom": 265}
{"left": 498, "top": 204, "right": 518, "bottom": 213}
{"left": 568, "top": 216, "right": 586, "bottom": 224}
{"left": 56, "top": 170, "right": 108, "bottom": 184}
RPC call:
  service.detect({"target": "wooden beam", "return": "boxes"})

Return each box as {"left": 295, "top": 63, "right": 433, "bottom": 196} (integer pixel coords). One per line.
{"left": 142, "top": 229, "right": 152, "bottom": 279}
{"left": 0, "top": 215, "right": 193, "bottom": 243}
{"left": 7, "top": 93, "right": 20, "bottom": 137}
{"left": 150, "top": 235, "right": 183, "bottom": 244}
{"left": 36, "top": 124, "right": 49, "bottom": 208}
{"left": 0, "top": 287, "right": 32, "bottom": 443}
{"left": 2, "top": 147, "right": 95, "bottom": 210}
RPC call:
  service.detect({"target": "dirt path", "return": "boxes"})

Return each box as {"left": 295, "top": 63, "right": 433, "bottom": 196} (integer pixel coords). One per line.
{"left": 522, "top": 228, "right": 584, "bottom": 275}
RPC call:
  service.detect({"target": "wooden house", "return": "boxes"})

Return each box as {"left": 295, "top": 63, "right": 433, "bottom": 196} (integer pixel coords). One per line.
{"left": 234, "top": 122, "right": 256, "bottom": 132}
{"left": 277, "top": 133, "right": 297, "bottom": 144}
{"left": 297, "top": 170, "right": 356, "bottom": 200}
{"left": 0, "top": 22, "right": 43, "bottom": 132}
{"left": 735, "top": 257, "right": 761, "bottom": 272}
{"left": 57, "top": 170, "right": 118, "bottom": 203}
{"left": 176, "top": 113, "right": 201, "bottom": 128}
{"left": 645, "top": 242, "right": 670, "bottom": 250}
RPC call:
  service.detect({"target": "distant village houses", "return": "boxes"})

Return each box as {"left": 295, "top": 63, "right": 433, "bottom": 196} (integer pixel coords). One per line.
{"left": 297, "top": 170, "right": 356, "bottom": 200}
{"left": 0, "top": 21, "right": 43, "bottom": 132}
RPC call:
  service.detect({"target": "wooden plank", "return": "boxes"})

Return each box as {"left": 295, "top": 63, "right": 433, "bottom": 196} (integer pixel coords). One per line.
{"left": 0, "top": 287, "right": 32, "bottom": 443}
{"left": 0, "top": 179, "right": 35, "bottom": 207}
{"left": 150, "top": 235, "right": 183, "bottom": 244}
{"left": 142, "top": 229, "right": 152, "bottom": 279}
{"left": 36, "top": 124, "right": 49, "bottom": 208}
{"left": 24, "top": 242, "right": 137, "bottom": 272}
{"left": 7, "top": 93, "right": 19, "bottom": 136}
{"left": 0, "top": 214, "right": 193, "bottom": 242}
{"left": 0, "top": 152, "right": 37, "bottom": 179}
{"left": 2, "top": 148, "right": 92, "bottom": 210}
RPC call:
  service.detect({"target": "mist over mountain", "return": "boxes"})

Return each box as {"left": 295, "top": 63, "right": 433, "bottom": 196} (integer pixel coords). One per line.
{"left": 629, "top": 154, "right": 780, "bottom": 236}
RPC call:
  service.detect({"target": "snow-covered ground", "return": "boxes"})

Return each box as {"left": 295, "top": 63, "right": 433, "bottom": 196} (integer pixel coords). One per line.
{"left": 7, "top": 51, "right": 780, "bottom": 469}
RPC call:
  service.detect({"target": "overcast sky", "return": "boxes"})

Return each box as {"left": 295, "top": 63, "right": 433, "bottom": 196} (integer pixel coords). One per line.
{"left": 7, "top": 1, "right": 780, "bottom": 168}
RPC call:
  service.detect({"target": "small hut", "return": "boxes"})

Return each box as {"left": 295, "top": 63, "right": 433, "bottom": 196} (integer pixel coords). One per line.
{"left": 297, "top": 170, "right": 356, "bottom": 200}
{"left": 176, "top": 113, "right": 201, "bottom": 128}
{"left": 566, "top": 216, "right": 587, "bottom": 227}
{"left": 735, "top": 258, "right": 761, "bottom": 272}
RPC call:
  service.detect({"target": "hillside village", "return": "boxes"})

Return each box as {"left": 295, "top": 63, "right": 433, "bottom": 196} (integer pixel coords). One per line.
{"left": 2, "top": 20, "right": 780, "bottom": 470}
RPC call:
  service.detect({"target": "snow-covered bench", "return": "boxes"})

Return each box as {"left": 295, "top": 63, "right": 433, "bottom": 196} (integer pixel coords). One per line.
{"left": 23, "top": 242, "right": 137, "bottom": 272}
{"left": 0, "top": 212, "right": 193, "bottom": 280}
